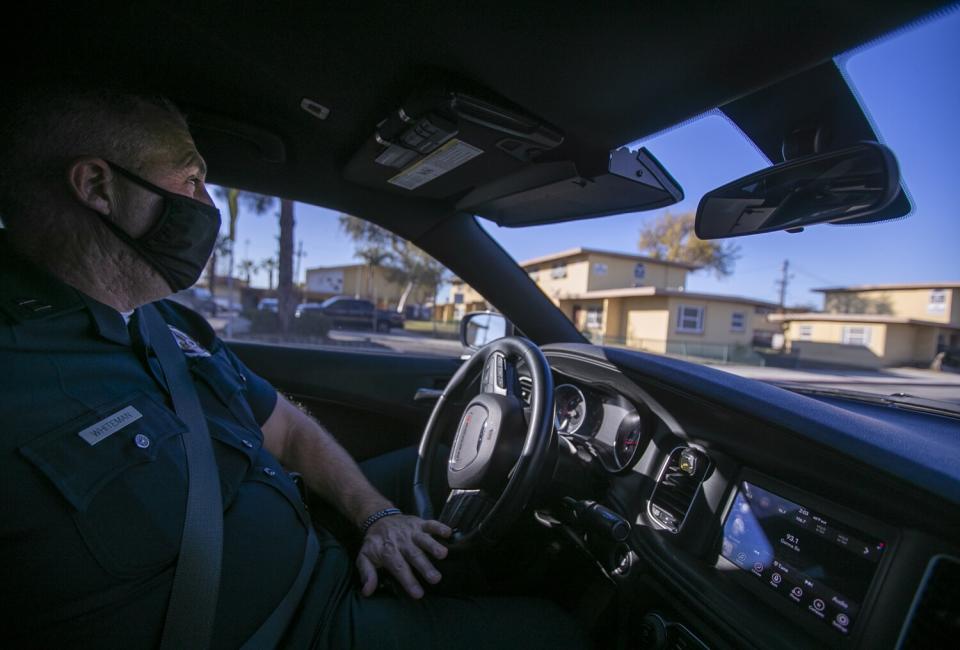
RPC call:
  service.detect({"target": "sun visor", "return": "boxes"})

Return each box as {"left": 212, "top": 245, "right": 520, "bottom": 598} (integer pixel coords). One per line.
{"left": 343, "top": 90, "right": 565, "bottom": 201}
{"left": 459, "top": 147, "right": 683, "bottom": 227}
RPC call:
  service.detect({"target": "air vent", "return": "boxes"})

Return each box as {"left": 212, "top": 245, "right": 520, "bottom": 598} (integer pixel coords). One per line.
{"left": 648, "top": 447, "right": 710, "bottom": 533}
{"left": 898, "top": 555, "right": 960, "bottom": 649}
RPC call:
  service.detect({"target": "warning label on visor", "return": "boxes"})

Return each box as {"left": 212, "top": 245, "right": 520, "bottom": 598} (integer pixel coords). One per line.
{"left": 387, "top": 139, "right": 483, "bottom": 191}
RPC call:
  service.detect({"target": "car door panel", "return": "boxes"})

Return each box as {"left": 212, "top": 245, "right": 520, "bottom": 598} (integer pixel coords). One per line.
{"left": 228, "top": 341, "right": 461, "bottom": 460}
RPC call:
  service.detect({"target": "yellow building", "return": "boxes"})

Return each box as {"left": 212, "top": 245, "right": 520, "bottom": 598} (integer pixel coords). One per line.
{"left": 435, "top": 278, "right": 490, "bottom": 322}
{"left": 304, "top": 263, "right": 406, "bottom": 308}
{"left": 436, "top": 247, "right": 780, "bottom": 362}
{"left": 771, "top": 283, "right": 960, "bottom": 368}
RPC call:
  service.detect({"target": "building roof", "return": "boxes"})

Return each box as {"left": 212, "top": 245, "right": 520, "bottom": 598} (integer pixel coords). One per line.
{"left": 305, "top": 263, "right": 365, "bottom": 273}
{"left": 518, "top": 247, "right": 700, "bottom": 270}
{"left": 769, "top": 312, "right": 960, "bottom": 330}
{"left": 571, "top": 286, "right": 780, "bottom": 308}
{"left": 813, "top": 282, "right": 960, "bottom": 293}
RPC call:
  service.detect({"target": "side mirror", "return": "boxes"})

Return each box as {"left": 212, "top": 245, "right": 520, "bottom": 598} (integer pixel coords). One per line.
{"left": 460, "top": 311, "right": 513, "bottom": 349}
{"left": 695, "top": 142, "right": 901, "bottom": 239}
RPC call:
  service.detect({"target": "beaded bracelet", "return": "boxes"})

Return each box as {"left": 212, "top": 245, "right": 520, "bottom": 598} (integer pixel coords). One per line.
{"left": 360, "top": 507, "right": 403, "bottom": 535}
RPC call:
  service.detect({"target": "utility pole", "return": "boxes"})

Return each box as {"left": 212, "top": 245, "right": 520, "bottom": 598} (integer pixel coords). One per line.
{"left": 775, "top": 259, "right": 792, "bottom": 311}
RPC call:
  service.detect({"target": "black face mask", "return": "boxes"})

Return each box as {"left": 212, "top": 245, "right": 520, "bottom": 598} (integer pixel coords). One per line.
{"left": 95, "top": 161, "right": 222, "bottom": 292}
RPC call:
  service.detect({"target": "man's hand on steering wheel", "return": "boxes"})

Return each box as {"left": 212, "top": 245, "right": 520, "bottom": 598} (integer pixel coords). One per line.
{"left": 356, "top": 514, "right": 452, "bottom": 599}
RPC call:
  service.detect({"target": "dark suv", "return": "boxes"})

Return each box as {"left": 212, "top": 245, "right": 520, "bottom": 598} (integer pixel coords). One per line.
{"left": 296, "top": 297, "right": 404, "bottom": 332}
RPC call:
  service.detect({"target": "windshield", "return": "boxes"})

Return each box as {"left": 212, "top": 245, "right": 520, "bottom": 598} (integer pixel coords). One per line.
{"left": 482, "top": 10, "right": 960, "bottom": 408}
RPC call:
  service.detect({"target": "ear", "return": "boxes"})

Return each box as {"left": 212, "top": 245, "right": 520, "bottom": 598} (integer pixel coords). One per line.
{"left": 66, "top": 157, "right": 116, "bottom": 216}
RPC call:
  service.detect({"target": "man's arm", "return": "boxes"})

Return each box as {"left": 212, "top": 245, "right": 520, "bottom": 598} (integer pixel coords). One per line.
{"left": 261, "top": 394, "right": 450, "bottom": 599}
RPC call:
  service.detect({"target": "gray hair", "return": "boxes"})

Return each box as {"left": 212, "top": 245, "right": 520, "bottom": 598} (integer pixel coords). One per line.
{"left": 0, "top": 86, "right": 189, "bottom": 228}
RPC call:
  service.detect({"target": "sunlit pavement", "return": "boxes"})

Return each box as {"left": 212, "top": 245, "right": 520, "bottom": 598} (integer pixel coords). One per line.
{"left": 719, "top": 365, "right": 960, "bottom": 406}
{"left": 213, "top": 315, "right": 959, "bottom": 406}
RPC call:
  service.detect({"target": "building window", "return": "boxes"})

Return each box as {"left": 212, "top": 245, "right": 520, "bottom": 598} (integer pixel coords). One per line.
{"left": 550, "top": 263, "right": 567, "bottom": 279}
{"left": 593, "top": 263, "right": 608, "bottom": 276}
{"left": 731, "top": 312, "right": 746, "bottom": 332}
{"left": 798, "top": 324, "right": 813, "bottom": 340}
{"left": 676, "top": 305, "right": 704, "bottom": 333}
{"left": 634, "top": 263, "right": 646, "bottom": 280}
{"left": 754, "top": 306, "right": 772, "bottom": 315}
{"left": 585, "top": 306, "right": 603, "bottom": 329}
{"left": 928, "top": 289, "right": 946, "bottom": 313}
{"left": 841, "top": 326, "right": 872, "bottom": 346}
{"left": 453, "top": 293, "right": 464, "bottom": 304}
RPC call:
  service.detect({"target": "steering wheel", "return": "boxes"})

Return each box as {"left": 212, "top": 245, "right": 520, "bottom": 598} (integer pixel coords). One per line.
{"left": 413, "top": 336, "right": 555, "bottom": 549}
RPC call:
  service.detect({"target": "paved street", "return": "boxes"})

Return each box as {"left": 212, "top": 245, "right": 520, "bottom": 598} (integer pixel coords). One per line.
{"left": 217, "top": 316, "right": 959, "bottom": 407}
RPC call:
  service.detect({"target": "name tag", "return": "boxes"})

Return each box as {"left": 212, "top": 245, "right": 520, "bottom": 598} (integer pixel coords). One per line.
{"left": 77, "top": 406, "right": 143, "bottom": 446}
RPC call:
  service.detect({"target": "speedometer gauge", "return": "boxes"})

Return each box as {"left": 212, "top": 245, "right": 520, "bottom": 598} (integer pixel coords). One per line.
{"left": 554, "top": 384, "right": 587, "bottom": 435}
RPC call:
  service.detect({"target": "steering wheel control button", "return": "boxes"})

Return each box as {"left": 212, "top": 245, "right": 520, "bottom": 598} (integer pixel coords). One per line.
{"left": 450, "top": 404, "right": 489, "bottom": 472}
{"left": 262, "top": 467, "right": 277, "bottom": 477}
{"left": 133, "top": 433, "right": 150, "bottom": 449}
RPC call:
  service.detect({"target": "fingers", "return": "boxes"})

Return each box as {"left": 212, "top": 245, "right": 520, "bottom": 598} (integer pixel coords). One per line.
{"left": 402, "top": 543, "right": 443, "bottom": 586}
{"left": 414, "top": 531, "right": 449, "bottom": 560}
{"left": 356, "top": 516, "right": 453, "bottom": 600}
{"left": 356, "top": 552, "right": 379, "bottom": 597}
{"left": 423, "top": 519, "right": 453, "bottom": 538}
{"left": 381, "top": 539, "right": 424, "bottom": 599}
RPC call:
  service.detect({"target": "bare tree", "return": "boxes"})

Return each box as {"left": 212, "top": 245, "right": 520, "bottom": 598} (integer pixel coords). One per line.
{"left": 638, "top": 211, "right": 740, "bottom": 278}
{"left": 338, "top": 214, "right": 446, "bottom": 312}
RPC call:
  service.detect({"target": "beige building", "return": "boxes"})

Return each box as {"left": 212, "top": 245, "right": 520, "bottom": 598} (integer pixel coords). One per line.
{"left": 304, "top": 263, "right": 406, "bottom": 308}
{"left": 435, "top": 278, "right": 490, "bottom": 322}
{"left": 436, "top": 247, "right": 780, "bottom": 362}
{"left": 771, "top": 283, "right": 960, "bottom": 368}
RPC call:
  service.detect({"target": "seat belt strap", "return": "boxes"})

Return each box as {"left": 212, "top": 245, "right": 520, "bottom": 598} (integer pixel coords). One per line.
{"left": 142, "top": 304, "right": 224, "bottom": 650}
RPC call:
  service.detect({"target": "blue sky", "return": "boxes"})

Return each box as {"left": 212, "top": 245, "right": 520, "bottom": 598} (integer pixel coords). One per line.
{"left": 217, "top": 7, "right": 959, "bottom": 308}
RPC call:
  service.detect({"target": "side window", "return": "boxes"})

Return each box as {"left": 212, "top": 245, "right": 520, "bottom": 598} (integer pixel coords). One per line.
{"left": 551, "top": 263, "right": 567, "bottom": 279}
{"left": 188, "top": 191, "right": 483, "bottom": 358}
{"left": 677, "top": 305, "right": 704, "bottom": 333}
{"left": 928, "top": 289, "right": 946, "bottom": 313}
{"left": 842, "top": 326, "right": 872, "bottom": 346}
{"left": 585, "top": 306, "right": 603, "bottom": 329}
{"left": 730, "top": 312, "right": 745, "bottom": 332}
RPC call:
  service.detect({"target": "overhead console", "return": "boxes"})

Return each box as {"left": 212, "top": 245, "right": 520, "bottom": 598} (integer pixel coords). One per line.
{"left": 343, "top": 84, "right": 683, "bottom": 225}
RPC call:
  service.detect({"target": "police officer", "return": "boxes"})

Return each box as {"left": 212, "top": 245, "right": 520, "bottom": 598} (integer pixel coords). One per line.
{"left": 0, "top": 88, "right": 587, "bottom": 648}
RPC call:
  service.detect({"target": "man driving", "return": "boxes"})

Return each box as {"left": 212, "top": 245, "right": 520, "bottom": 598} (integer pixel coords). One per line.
{"left": 0, "top": 88, "right": 586, "bottom": 648}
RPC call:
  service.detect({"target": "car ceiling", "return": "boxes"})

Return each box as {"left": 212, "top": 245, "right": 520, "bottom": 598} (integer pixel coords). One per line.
{"left": 4, "top": 1, "right": 950, "bottom": 243}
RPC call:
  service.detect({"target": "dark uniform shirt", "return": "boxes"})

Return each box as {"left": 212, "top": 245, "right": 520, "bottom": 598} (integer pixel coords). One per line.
{"left": 0, "top": 240, "right": 349, "bottom": 647}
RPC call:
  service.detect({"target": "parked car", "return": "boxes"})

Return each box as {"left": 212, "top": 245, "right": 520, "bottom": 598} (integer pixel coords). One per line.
{"left": 297, "top": 297, "right": 405, "bottom": 332}
{"left": 169, "top": 286, "right": 217, "bottom": 317}
{"left": 256, "top": 297, "right": 278, "bottom": 313}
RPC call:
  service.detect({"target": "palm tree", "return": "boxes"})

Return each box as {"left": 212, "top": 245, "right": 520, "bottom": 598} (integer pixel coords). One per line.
{"left": 213, "top": 187, "right": 294, "bottom": 333}
{"left": 238, "top": 259, "right": 257, "bottom": 285}
{"left": 261, "top": 257, "right": 278, "bottom": 290}
{"left": 205, "top": 234, "right": 233, "bottom": 297}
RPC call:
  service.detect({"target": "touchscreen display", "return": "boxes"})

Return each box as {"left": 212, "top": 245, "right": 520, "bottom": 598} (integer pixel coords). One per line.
{"left": 721, "top": 481, "right": 886, "bottom": 636}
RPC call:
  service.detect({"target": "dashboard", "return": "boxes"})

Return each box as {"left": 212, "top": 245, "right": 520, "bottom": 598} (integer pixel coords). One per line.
{"left": 535, "top": 343, "right": 960, "bottom": 649}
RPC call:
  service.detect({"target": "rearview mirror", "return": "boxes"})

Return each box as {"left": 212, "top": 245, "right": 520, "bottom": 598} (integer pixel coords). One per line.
{"left": 695, "top": 143, "right": 900, "bottom": 240}
{"left": 460, "top": 311, "right": 513, "bottom": 349}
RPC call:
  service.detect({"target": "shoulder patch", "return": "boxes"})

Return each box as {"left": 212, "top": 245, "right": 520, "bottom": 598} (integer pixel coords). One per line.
{"left": 168, "top": 325, "right": 211, "bottom": 358}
